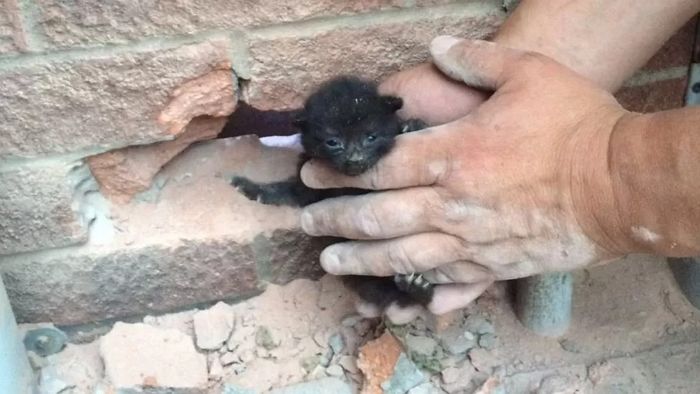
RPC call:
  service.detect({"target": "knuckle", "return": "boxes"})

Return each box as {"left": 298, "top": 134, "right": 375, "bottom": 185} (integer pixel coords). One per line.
{"left": 365, "top": 165, "right": 383, "bottom": 190}
{"left": 517, "top": 51, "right": 550, "bottom": 71}
{"left": 423, "top": 188, "right": 449, "bottom": 228}
{"left": 385, "top": 242, "right": 415, "bottom": 274}
{"left": 354, "top": 203, "right": 386, "bottom": 238}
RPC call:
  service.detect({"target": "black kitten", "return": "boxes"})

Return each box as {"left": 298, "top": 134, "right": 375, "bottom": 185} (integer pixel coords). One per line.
{"left": 231, "top": 76, "right": 434, "bottom": 315}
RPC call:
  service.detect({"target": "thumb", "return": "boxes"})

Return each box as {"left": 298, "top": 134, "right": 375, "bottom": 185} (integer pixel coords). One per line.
{"left": 430, "top": 36, "right": 532, "bottom": 91}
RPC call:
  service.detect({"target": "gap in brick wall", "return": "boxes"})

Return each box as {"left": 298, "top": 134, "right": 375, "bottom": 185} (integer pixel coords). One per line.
{"left": 219, "top": 102, "right": 299, "bottom": 139}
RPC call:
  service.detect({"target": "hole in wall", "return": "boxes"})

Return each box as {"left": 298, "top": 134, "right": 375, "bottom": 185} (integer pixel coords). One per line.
{"left": 219, "top": 102, "right": 299, "bottom": 139}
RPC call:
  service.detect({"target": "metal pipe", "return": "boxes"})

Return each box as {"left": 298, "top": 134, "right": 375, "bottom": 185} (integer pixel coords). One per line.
{"left": 515, "top": 272, "right": 573, "bottom": 337}
{"left": 0, "top": 277, "right": 34, "bottom": 394}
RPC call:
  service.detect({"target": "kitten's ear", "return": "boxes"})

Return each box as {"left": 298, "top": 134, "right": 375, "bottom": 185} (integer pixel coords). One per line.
{"left": 379, "top": 95, "right": 403, "bottom": 113}
{"left": 291, "top": 112, "right": 307, "bottom": 129}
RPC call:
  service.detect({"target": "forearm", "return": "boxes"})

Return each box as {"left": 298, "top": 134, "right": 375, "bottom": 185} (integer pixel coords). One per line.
{"left": 582, "top": 107, "right": 700, "bottom": 257}
{"left": 495, "top": 0, "right": 700, "bottom": 91}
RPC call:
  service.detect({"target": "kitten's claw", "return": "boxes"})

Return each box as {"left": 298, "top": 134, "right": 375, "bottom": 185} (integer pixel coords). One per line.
{"left": 394, "top": 273, "right": 435, "bottom": 305}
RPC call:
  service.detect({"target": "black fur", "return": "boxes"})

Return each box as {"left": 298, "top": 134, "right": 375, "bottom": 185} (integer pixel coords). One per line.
{"left": 231, "top": 76, "right": 433, "bottom": 312}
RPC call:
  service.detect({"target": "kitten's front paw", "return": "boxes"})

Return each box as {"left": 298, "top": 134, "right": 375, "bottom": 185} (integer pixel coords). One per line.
{"left": 231, "top": 176, "right": 262, "bottom": 202}
{"left": 394, "top": 273, "right": 434, "bottom": 305}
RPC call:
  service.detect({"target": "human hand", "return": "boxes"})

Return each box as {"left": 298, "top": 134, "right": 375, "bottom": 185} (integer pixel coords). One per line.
{"left": 378, "top": 62, "right": 488, "bottom": 125}
{"left": 301, "top": 36, "right": 633, "bottom": 315}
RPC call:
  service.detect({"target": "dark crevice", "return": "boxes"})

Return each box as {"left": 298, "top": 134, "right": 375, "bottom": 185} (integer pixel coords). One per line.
{"left": 220, "top": 102, "right": 299, "bottom": 139}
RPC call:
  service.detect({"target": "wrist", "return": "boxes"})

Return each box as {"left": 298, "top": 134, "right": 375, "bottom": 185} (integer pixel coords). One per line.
{"left": 606, "top": 109, "right": 700, "bottom": 256}
{"left": 573, "top": 109, "right": 700, "bottom": 258}
{"left": 567, "top": 110, "right": 642, "bottom": 258}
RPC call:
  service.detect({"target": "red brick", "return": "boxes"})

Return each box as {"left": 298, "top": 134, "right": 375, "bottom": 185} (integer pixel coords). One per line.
{"left": 88, "top": 68, "right": 238, "bottom": 203}
{"left": 0, "top": 1, "right": 20, "bottom": 54}
{"left": 1, "top": 136, "right": 327, "bottom": 324}
{"left": 244, "top": 3, "right": 504, "bottom": 110}
{"left": 34, "top": 0, "right": 463, "bottom": 49}
{"left": 0, "top": 160, "right": 93, "bottom": 255}
{"left": 615, "top": 78, "right": 688, "bottom": 113}
{"left": 0, "top": 38, "right": 231, "bottom": 159}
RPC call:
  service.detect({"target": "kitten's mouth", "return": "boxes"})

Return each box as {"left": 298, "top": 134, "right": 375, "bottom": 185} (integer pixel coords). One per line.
{"left": 342, "top": 162, "right": 371, "bottom": 176}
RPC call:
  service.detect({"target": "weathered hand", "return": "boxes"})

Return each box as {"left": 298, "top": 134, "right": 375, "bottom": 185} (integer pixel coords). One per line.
{"left": 378, "top": 62, "right": 488, "bottom": 125}
{"left": 301, "top": 37, "right": 632, "bottom": 315}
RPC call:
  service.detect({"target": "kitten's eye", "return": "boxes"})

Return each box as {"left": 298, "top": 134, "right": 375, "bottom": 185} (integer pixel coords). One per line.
{"left": 366, "top": 134, "right": 377, "bottom": 143}
{"left": 325, "top": 138, "right": 341, "bottom": 148}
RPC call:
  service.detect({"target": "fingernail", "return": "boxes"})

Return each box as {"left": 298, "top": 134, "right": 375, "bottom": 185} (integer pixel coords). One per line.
{"left": 320, "top": 246, "right": 342, "bottom": 274}
{"left": 300, "top": 210, "right": 318, "bottom": 236}
{"left": 430, "top": 35, "right": 461, "bottom": 57}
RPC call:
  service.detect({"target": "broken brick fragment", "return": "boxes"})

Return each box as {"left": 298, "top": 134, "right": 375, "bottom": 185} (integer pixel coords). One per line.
{"left": 88, "top": 68, "right": 238, "bottom": 203}
{"left": 357, "top": 331, "right": 402, "bottom": 394}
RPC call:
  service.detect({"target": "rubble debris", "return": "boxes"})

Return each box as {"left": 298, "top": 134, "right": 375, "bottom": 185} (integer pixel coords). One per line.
{"left": 381, "top": 352, "right": 427, "bottom": 394}
{"left": 558, "top": 339, "right": 582, "bottom": 354}
{"left": 99, "top": 322, "right": 207, "bottom": 390}
{"left": 357, "top": 331, "right": 403, "bottom": 394}
{"left": 223, "top": 383, "right": 257, "bottom": 394}
{"left": 220, "top": 351, "right": 238, "bottom": 366}
{"left": 338, "top": 355, "right": 359, "bottom": 374}
{"left": 408, "top": 382, "right": 445, "bottom": 394}
{"left": 478, "top": 333, "right": 497, "bottom": 350}
{"left": 224, "top": 358, "right": 283, "bottom": 392}
{"left": 227, "top": 324, "right": 256, "bottom": 352}
{"left": 403, "top": 334, "right": 443, "bottom": 373}
{"left": 326, "top": 364, "right": 345, "bottom": 377}
{"left": 441, "top": 361, "right": 479, "bottom": 393}
{"left": 37, "top": 343, "right": 102, "bottom": 394}
{"left": 468, "top": 347, "right": 500, "bottom": 374}
{"left": 255, "top": 326, "right": 280, "bottom": 350}
{"left": 143, "top": 309, "right": 195, "bottom": 337}
{"left": 473, "top": 376, "right": 503, "bottom": 394}
{"left": 193, "top": 301, "right": 235, "bottom": 350}
{"left": 405, "top": 335, "right": 438, "bottom": 358}
{"left": 301, "top": 355, "right": 322, "bottom": 373}
{"left": 268, "top": 377, "right": 353, "bottom": 394}
{"left": 464, "top": 315, "right": 495, "bottom": 336}
{"left": 38, "top": 368, "right": 73, "bottom": 394}
{"left": 439, "top": 324, "right": 477, "bottom": 356}
{"left": 329, "top": 332, "right": 345, "bottom": 355}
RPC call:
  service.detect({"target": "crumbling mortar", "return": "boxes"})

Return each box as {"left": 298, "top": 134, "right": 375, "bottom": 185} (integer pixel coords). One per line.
{"left": 0, "top": 2, "right": 504, "bottom": 69}
{"left": 0, "top": 30, "right": 232, "bottom": 70}
{"left": 9, "top": 0, "right": 45, "bottom": 52}
{"left": 248, "top": 1, "right": 505, "bottom": 39}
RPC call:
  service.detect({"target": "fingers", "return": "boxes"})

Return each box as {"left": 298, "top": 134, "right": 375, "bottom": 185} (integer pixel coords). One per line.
{"left": 319, "top": 232, "right": 462, "bottom": 276}
{"left": 430, "top": 36, "right": 536, "bottom": 91}
{"left": 377, "top": 62, "right": 489, "bottom": 125}
{"left": 427, "top": 281, "right": 493, "bottom": 315}
{"left": 300, "top": 125, "right": 455, "bottom": 190}
{"left": 421, "top": 261, "right": 494, "bottom": 284}
{"left": 301, "top": 187, "right": 443, "bottom": 239}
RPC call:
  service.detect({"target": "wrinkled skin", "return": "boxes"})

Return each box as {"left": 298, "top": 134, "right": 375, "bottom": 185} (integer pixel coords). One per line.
{"left": 299, "top": 37, "right": 630, "bottom": 315}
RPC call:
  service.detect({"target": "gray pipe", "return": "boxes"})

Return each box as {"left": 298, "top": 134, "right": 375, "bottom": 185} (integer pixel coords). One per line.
{"left": 515, "top": 272, "right": 573, "bottom": 337}
{"left": 0, "top": 277, "right": 34, "bottom": 394}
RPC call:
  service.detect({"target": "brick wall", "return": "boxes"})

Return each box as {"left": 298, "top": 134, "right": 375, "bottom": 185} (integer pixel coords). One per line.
{"left": 0, "top": 1, "right": 695, "bottom": 325}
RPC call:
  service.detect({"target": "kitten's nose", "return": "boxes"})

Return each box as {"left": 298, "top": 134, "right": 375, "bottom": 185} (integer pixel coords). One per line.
{"left": 348, "top": 151, "right": 364, "bottom": 163}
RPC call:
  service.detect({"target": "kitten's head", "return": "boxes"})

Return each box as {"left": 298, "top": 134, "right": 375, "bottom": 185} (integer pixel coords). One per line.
{"left": 295, "top": 76, "right": 404, "bottom": 176}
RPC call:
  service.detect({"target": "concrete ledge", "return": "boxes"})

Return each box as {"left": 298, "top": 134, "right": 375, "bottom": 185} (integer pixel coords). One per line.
{"left": 1, "top": 136, "right": 327, "bottom": 325}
